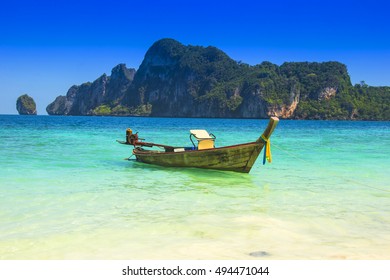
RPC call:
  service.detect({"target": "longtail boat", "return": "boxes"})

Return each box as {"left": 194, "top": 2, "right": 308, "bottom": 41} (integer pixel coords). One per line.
{"left": 118, "top": 117, "right": 279, "bottom": 173}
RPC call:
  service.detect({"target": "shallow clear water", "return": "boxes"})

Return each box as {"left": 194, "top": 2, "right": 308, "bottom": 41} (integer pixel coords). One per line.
{"left": 0, "top": 115, "right": 389, "bottom": 259}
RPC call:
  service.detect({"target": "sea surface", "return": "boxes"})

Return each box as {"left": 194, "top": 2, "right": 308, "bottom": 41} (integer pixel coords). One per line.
{"left": 0, "top": 115, "right": 389, "bottom": 259}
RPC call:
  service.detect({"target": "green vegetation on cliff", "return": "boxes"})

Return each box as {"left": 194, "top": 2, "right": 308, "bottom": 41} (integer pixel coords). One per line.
{"left": 92, "top": 103, "right": 152, "bottom": 116}
{"left": 92, "top": 105, "right": 112, "bottom": 115}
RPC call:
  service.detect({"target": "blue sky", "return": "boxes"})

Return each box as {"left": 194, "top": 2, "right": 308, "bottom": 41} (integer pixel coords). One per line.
{"left": 0, "top": 0, "right": 389, "bottom": 114}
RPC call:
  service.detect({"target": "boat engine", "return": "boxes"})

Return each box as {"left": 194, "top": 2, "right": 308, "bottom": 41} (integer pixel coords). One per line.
{"left": 126, "top": 128, "right": 139, "bottom": 145}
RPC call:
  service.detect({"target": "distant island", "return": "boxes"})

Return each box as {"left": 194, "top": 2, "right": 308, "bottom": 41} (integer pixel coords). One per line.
{"left": 47, "top": 38, "right": 390, "bottom": 120}
{"left": 17, "top": 94, "right": 37, "bottom": 115}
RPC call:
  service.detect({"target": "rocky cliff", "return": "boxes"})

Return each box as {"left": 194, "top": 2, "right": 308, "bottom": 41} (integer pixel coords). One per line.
{"left": 47, "top": 64, "right": 135, "bottom": 115}
{"left": 16, "top": 94, "right": 37, "bottom": 115}
{"left": 47, "top": 39, "right": 390, "bottom": 120}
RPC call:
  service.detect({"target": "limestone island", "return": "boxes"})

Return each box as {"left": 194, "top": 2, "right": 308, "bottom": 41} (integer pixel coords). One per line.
{"left": 46, "top": 38, "right": 390, "bottom": 120}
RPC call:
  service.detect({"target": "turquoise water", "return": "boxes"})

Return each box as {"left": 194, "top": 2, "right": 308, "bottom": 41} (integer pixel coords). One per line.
{"left": 0, "top": 115, "right": 389, "bottom": 259}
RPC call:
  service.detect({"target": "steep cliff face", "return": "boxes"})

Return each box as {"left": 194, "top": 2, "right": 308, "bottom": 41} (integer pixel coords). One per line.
{"left": 16, "top": 94, "right": 37, "bottom": 115}
{"left": 123, "top": 39, "right": 351, "bottom": 119}
{"left": 124, "top": 38, "right": 244, "bottom": 117}
{"left": 267, "top": 90, "right": 300, "bottom": 118}
{"left": 46, "top": 64, "right": 135, "bottom": 115}
{"left": 46, "top": 95, "right": 68, "bottom": 115}
{"left": 47, "top": 38, "right": 386, "bottom": 120}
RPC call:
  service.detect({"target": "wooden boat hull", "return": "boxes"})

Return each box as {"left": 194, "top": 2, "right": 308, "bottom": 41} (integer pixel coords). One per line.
{"left": 131, "top": 117, "right": 279, "bottom": 173}
{"left": 133, "top": 141, "right": 264, "bottom": 173}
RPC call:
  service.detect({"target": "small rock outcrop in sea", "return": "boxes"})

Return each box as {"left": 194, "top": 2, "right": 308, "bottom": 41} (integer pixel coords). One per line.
{"left": 16, "top": 94, "right": 37, "bottom": 115}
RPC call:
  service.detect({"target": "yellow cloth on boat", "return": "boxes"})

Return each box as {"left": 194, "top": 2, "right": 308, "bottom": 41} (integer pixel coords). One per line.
{"left": 260, "top": 135, "right": 272, "bottom": 163}
{"left": 198, "top": 139, "right": 214, "bottom": 150}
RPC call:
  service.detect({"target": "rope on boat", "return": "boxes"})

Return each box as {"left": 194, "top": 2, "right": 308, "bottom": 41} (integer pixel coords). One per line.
{"left": 260, "top": 135, "right": 272, "bottom": 165}
{"left": 124, "top": 154, "right": 134, "bottom": 160}
{"left": 271, "top": 142, "right": 390, "bottom": 193}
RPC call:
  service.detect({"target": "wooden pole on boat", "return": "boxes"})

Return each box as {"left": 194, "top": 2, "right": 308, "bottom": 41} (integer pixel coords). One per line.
{"left": 254, "top": 116, "right": 279, "bottom": 165}
{"left": 257, "top": 117, "right": 279, "bottom": 142}
{"left": 243, "top": 117, "right": 279, "bottom": 172}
